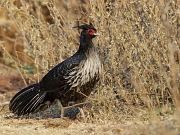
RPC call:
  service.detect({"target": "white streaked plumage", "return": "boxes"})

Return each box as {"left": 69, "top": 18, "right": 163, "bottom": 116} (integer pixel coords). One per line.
{"left": 29, "top": 92, "right": 46, "bottom": 112}
{"left": 65, "top": 47, "right": 101, "bottom": 89}
{"left": 20, "top": 94, "right": 39, "bottom": 114}
{"left": 11, "top": 87, "right": 34, "bottom": 110}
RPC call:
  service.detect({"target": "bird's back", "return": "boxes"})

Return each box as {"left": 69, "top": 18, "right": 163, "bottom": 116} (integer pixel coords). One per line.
{"left": 39, "top": 52, "right": 86, "bottom": 92}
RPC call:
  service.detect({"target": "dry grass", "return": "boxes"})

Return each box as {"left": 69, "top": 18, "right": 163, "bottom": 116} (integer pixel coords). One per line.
{"left": 0, "top": 0, "right": 180, "bottom": 134}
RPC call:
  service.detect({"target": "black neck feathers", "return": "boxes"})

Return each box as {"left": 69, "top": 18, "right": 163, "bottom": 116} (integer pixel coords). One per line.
{"left": 78, "top": 30, "right": 94, "bottom": 53}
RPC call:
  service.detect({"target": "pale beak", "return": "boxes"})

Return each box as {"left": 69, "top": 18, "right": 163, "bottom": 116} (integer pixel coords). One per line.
{"left": 93, "top": 32, "right": 100, "bottom": 36}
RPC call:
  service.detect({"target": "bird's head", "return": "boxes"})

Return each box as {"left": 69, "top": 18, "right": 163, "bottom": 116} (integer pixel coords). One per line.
{"left": 73, "top": 24, "right": 99, "bottom": 38}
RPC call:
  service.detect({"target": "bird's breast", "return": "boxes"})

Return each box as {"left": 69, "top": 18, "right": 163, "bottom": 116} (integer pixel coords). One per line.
{"left": 64, "top": 49, "right": 101, "bottom": 89}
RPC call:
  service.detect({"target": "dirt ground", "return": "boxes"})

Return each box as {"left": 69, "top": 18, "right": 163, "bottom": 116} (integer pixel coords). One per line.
{"left": 0, "top": 65, "right": 180, "bottom": 135}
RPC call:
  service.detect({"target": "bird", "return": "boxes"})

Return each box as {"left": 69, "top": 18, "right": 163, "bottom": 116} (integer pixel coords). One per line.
{"left": 9, "top": 24, "right": 102, "bottom": 121}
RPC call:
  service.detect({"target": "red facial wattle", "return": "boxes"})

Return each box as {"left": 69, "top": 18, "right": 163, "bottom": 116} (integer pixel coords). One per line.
{"left": 86, "top": 29, "right": 96, "bottom": 35}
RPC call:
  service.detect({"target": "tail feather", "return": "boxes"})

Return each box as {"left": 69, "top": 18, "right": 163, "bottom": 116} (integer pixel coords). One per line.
{"left": 20, "top": 92, "right": 46, "bottom": 115}
{"left": 29, "top": 92, "right": 46, "bottom": 112}
{"left": 10, "top": 88, "right": 38, "bottom": 112}
{"left": 10, "top": 84, "right": 36, "bottom": 108}
{"left": 9, "top": 83, "right": 47, "bottom": 116}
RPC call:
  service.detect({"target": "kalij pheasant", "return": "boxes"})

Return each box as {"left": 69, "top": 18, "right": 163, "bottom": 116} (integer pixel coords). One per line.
{"left": 9, "top": 24, "right": 101, "bottom": 120}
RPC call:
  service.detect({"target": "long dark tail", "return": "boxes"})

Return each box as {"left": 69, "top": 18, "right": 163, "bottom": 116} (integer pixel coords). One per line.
{"left": 9, "top": 83, "right": 48, "bottom": 116}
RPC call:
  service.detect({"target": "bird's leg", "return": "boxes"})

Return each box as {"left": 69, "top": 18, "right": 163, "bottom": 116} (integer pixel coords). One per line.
{"left": 57, "top": 100, "right": 64, "bottom": 118}
{"left": 61, "top": 106, "right": 64, "bottom": 118}
{"left": 78, "top": 107, "right": 87, "bottom": 122}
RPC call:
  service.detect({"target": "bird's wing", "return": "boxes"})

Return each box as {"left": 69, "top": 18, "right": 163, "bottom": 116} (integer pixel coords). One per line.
{"left": 39, "top": 54, "right": 85, "bottom": 92}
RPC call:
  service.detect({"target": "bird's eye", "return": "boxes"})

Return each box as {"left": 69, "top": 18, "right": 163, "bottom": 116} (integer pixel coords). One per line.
{"left": 86, "top": 29, "right": 96, "bottom": 35}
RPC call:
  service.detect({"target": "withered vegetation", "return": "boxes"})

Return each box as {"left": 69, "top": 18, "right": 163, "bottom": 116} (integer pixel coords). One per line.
{"left": 0, "top": 0, "right": 180, "bottom": 134}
